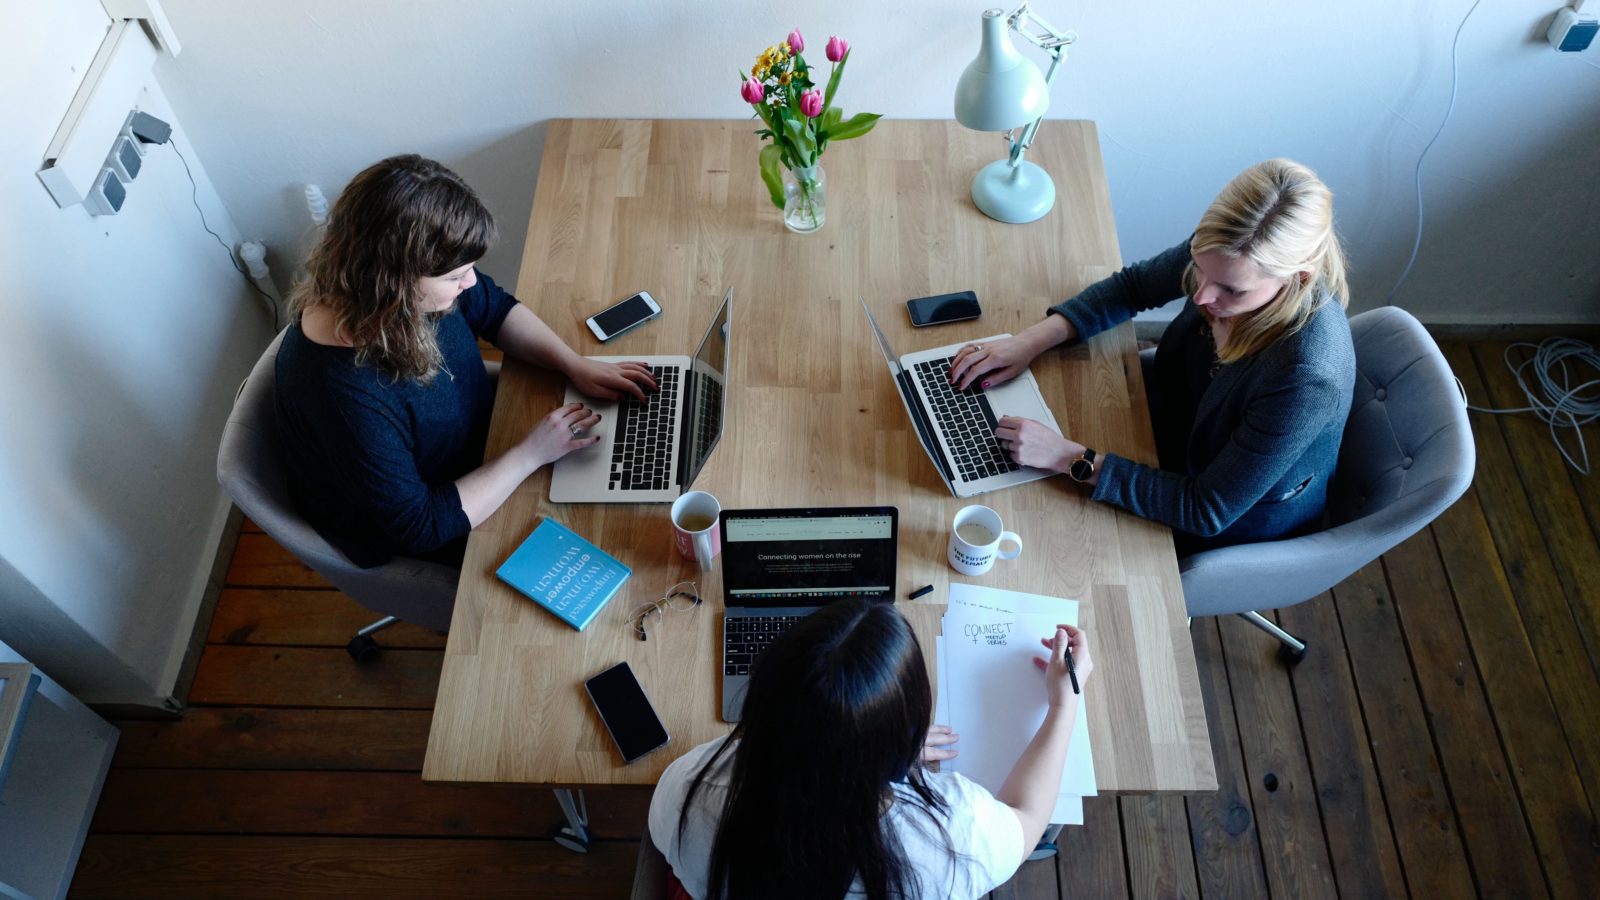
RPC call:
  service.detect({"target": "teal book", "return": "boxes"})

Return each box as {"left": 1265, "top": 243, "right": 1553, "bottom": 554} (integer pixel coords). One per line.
{"left": 496, "top": 519, "right": 632, "bottom": 631}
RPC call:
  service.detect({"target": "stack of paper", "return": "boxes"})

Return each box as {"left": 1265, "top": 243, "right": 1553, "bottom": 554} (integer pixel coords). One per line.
{"left": 933, "top": 583, "right": 1095, "bottom": 825}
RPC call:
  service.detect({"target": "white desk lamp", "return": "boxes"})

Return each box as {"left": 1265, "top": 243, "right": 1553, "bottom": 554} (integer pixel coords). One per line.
{"left": 953, "top": 4, "right": 1077, "bottom": 223}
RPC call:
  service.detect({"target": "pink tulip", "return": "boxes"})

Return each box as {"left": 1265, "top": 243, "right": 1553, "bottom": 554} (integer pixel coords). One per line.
{"left": 740, "top": 77, "right": 765, "bottom": 105}
{"left": 787, "top": 29, "right": 805, "bottom": 54}
{"left": 800, "top": 89, "right": 823, "bottom": 118}
{"left": 826, "top": 35, "right": 849, "bottom": 62}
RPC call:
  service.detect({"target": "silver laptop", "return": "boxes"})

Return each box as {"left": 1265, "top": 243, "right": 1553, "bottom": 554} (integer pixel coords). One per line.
{"left": 718, "top": 506, "right": 898, "bottom": 722}
{"left": 862, "top": 298, "right": 1062, "bottom": 497}
{"left": 549, "top": 290, "right": 731, "bottom": 503}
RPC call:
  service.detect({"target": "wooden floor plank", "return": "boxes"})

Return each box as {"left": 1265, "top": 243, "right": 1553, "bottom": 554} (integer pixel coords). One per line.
{"left": 189, "top": 646, "right": 441, "bottom": 709}
{"left": 225, "top": 532, "right": 333, "bottom": 588}
{"left": 208, "top": 588, "right": 446, "bottom": 648}
{"left": 1182, "top": 618, "right": 1270, "bottom": 899}
{"left": 1473, "top": 342, "right": 1600, "bottom": 675}
{"left": 240, "top": 516, "right": 264, "bottom": 533}
{"left": 91, "top": 770, "right": 649, "bottom": 840}
{"left": 70, "top": 834, "right": 638, "bottom": 899}
{"left": 1431, "top": 495, "right": 1600, "bottom": 895}
{"left": 1119, "top": 796, "right": 1199, "bottom": 900}
{"left": 1275, "top": 594, "right": 1408, "bottom": 900}
{"left": 111, "top": 707, "right": 433, "bottom": 771}
{"left": 1382, "top": 531, "right": 1550, "bottom": 898}
{"left": 1445, "top": 343, "right": 1600, "bottom": 810}
{"left": 1054, "top": 796, "right": 1129, "bottom": 900}
{"left": 988, "top": 856, "right": 1057, "bottom": 900}
{"left": 1216, "top": 614, "right": 1337, "bottom": 899}
{"left": 1329, "top": 561, "right": 1476, "bottom": 897}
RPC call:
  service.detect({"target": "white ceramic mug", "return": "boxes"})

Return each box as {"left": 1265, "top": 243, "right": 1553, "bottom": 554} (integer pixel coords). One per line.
{"left": 947, "top": 505, "right": 1022, "bottom": 576}
{"left": 671, "top": 490, "right": 721, "bottom": 572}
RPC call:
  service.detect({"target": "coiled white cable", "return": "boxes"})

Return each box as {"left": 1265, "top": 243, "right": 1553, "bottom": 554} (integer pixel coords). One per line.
{"left": 1467, "top": 338, "right": 1600, "bottom": 474}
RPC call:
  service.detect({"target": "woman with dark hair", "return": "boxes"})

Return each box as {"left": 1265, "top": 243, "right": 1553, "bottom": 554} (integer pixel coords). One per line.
{"left": 647, "top": 601, "right": 1091, "bottom": 899}
{"left": 275, "top": 154, "right": 656, "bottom": 570}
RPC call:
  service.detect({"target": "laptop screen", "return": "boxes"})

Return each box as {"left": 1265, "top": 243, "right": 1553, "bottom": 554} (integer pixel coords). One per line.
{"left": 720, "top": 507, "right": 898, "bottom": 606}
{"left": 677, "top": 290, "right": 732, "bottom": 489}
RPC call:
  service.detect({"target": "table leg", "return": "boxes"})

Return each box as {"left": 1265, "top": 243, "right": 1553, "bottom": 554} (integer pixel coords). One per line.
{"left": 552, "top": 787, "right": 591, "bottom": 853}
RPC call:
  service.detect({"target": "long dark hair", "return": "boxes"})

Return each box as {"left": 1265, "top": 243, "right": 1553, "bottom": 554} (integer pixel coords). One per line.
{"left": 680, "top": 601, "right": 951, "bottom": 899}
{"left": 289, "top": 154, "right": 496, "bottom": 383}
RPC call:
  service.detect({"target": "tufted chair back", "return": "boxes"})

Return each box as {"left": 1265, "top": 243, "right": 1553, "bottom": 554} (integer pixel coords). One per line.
{"left": 1179, "top": 306, "right": 1475, "bottom": 620}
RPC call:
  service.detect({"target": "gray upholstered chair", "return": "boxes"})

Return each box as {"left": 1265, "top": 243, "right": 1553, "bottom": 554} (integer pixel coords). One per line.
{"left": 1164, "top": 306, "right": 1475, "bottom": 663}
{"left": 630, "top": 827, "right": 670, "bottom": 900}
{"left": 216, "top": 330, "right": 463, "bottom": 660}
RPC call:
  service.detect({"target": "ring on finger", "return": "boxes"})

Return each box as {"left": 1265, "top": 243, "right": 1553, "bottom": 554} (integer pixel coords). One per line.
{"left": 569, "top": 424, "right": 585, "bottom": 437}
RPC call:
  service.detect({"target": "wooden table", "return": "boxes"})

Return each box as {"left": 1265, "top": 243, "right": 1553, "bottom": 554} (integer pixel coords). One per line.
{"left": 423, "top": 119, "right": 1216, "bottom": 796}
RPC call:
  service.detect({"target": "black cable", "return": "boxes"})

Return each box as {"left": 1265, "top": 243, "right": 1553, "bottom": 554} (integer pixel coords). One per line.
{"left": 168, "top": 140, "right": 281, "bottom": 329}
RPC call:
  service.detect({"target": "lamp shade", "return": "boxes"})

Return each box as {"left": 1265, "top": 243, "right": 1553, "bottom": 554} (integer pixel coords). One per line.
{"left": 954, "top": 8, "right": 1050, "bottom": 132}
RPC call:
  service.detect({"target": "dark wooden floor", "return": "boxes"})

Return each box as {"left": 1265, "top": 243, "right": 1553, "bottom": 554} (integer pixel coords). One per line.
{"left": 70, "top": 341, "right": 1600, "bottom": 898}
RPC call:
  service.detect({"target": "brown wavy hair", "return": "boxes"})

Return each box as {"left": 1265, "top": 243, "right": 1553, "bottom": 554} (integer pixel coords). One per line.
{"left": 1183, "top": 158, "right": 1350, "bottom": 365}
{"left": 289, "top": 154, "right": 496, "bottom": 383}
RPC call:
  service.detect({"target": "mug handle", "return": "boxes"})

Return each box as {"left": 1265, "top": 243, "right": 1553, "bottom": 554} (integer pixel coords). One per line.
{"left": 693, "top": 529, "right": 715, "bottom": 573}
{"left": 997, "top": 531, "right": 1023, "bottom": 560}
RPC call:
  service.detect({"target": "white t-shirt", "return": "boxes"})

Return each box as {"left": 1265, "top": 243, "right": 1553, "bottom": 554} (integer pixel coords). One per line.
{"left": 648, "top": 737, "right": 1025, "bottom": 900}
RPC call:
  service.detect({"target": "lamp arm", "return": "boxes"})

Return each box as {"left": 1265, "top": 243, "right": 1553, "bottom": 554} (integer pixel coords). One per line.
{"left": 1008, "top": 49, "right": 1066, "bottom": 164}
{"left": 1007, "top": 3, "right": 1077, "bottom": 52}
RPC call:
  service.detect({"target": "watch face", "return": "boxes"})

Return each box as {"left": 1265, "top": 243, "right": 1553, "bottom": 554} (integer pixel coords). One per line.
{"left": 1070, "top": 458, "right": 1094, "bottom": 482}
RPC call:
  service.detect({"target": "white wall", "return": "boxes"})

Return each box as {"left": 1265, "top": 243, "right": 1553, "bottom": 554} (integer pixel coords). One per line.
{"left": 152, "top": 0, "right": 1600, "bottom": 324}
{"left": 0, "top": 0, "right": 274, "bottom": 706}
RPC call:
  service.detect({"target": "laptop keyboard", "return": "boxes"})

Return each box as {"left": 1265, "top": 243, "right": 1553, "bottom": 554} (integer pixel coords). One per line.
{"left": 608, "top": 365, "right": 680, "bottom": 491}
{"left": 724, "top": 615, "right": 802, "bottom": 675}
{"left": 912, "top": 356, "right": 1021, "bottom": 482}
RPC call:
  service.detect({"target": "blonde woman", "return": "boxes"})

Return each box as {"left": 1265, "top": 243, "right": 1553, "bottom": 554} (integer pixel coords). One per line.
{"left": 950, "top": 159, "right": 1354, "bottom": 553}
{"left": 276, "top": 155, "right": 657, "bottom": 570}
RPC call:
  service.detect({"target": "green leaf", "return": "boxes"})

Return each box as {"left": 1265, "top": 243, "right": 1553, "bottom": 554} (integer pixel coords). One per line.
{"left": 827, "top": 111, "right": 882, "bottom": 143}
{"left": 759, "top": 143, "right": 785, "bottom": 208}
{"left": 783, "top": 116, "right": 816, "bottom": 166}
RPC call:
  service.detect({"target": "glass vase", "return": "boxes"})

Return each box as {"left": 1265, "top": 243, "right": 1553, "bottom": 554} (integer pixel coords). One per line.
{"left": 783, "top": 165, "right": 826, "bottom": 234}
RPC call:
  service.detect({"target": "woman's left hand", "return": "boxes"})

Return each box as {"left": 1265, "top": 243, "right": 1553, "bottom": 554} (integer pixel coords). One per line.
{"left": 566, "top": 358, "right": 658, "bottom": 403}
{"left": 921, "top": 724, "right": 960, "bottom": 762}
{"left": 994, "top": 416, "right": 1080, "bottom": 474}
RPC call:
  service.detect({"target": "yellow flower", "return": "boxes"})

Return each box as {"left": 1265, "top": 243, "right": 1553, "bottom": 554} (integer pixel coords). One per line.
{"left": 778, "top": 71, "right": 792, "bottom": 85}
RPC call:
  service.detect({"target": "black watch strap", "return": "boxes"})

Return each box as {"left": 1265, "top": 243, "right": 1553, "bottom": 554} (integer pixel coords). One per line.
{"left": 1069, "top": 448, "right": 1098, "bottom": 483}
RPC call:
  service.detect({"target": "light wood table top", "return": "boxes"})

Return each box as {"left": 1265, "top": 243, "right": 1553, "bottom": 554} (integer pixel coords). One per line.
{"left": 423, "top": 119, "right": 1216, "bottom": 793}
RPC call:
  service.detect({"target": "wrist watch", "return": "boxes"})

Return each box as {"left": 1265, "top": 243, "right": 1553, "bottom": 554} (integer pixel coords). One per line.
{"left": 1068, "top": 448, "right": 1098, "bottom": 483}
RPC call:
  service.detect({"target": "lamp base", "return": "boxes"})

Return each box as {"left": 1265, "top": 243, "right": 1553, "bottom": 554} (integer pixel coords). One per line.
{"left": 971, "top": 158, "right": 1055, "bottom": 224}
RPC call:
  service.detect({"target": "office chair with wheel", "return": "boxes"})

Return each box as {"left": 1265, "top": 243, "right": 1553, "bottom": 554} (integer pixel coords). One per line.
{"left": 216, "top": 330, "right": 462, "bottom": 661}
{"left": 1163, "top": 306, "right": 1475, "bottom": 663}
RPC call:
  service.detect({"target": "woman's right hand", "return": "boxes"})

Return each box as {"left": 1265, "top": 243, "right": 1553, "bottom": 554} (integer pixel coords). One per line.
{"left": 948, "top": 334, "right": 1040, "bottom": 391}
{"left": 1032, "top": 625, "right": 1092, "bottom": 708}
{"left": 520, "top": 402, "right": 601, "bottom": 469}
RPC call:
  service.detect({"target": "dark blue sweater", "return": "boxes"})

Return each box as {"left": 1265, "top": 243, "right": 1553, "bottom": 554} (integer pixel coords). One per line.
{"left": 1049, "top": 240, "right": 1355, "bottom": 552}
{"left": 274, "top": 271, "right": 517, "bottom": 568}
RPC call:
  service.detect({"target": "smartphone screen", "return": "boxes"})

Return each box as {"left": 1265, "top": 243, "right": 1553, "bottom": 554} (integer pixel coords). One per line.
{"left": 907, "top": 291, "right": 981, "bottom": 327}
{"left": 584, "top": 661, "right": 670, "bottom": 763}
{"left": 591, "top": 293, "right": 658, "bottom": 339}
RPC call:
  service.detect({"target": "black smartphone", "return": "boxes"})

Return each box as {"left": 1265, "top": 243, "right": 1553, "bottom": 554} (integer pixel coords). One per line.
{"left": 586, "top": 291, "right": 662, "bottom": 342}
{"left": 907, "top": 291, "right": 982, "bottom": 327}
{"left": 584, "top": 661, "right": 670, "bottom": 764}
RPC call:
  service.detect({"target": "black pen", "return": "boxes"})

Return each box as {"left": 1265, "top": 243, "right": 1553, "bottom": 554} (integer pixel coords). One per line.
{"left": 1066, "top": 644, "right": 1081, "bottom": 695}
{"left": 908, "top": 584, "right": 934, "bottom": 600}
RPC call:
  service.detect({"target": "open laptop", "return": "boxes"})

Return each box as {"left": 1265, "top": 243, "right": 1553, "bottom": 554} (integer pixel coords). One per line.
{"left": 861, "top": 299, "right": 1062, "bottom": 497}
{"left": 718, "top": 506, "right": 898, "bottom": 722}
{"left": 550, "top": 290, "right": 731, "bottom": 503}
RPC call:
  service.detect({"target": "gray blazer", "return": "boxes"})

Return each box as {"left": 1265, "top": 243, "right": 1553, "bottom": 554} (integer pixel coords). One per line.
{"left": 1049, "top": 240, "right": 1355, "bottom": 551}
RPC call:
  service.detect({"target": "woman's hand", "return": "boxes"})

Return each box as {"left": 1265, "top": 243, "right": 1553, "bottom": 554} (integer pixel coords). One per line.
{"left": 565, "top": 358, "right": 658, "bottom": 403}
{"left": 948, "top": 335, "right": 1039, "bottom": 391}
{"left": 921, "top": 724, "right": 960, "bottom": 763}
{"left": 994, "top": 416, "right": 1080, "bottom": 474}
{"left": 518, "top": 402, "right": 602, "bottom": 469}
{"left": 1032, "top": 625, "right": 1092, "bottom": 709}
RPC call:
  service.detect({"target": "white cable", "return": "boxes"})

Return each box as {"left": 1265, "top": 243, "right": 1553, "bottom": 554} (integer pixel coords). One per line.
{"left": 1384, "top": 0, "right": 1485, "bottom": 306}
{"left": 1467, "top": 338, "right": 1600, "bottom": 474}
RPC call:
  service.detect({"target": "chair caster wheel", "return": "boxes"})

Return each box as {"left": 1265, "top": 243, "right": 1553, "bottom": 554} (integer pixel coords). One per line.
{"left": 1278, "top": 642, "right": 1307, "bottom": 666}
{"left": 346, "top": 634, "right": 380, "bottom": 663}
{"left": 552, "top": 825, "right": 591, "bottom": 853}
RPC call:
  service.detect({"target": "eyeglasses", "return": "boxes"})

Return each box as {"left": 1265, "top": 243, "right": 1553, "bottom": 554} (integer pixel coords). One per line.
{"left": 632, "top": 581, "right": 702, "bottom": 641}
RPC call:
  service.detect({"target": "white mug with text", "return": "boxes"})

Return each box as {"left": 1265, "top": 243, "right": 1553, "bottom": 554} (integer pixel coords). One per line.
{"left": 671, "top": 490, "right": 722, "bottom": 572}
{"left": 947, "top": 505, "right": 1022, "bottom": 576}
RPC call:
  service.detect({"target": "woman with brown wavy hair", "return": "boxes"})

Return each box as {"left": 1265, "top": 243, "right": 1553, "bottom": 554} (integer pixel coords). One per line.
{"left": 274, "top": 155, "right": 656, "bottom": 570}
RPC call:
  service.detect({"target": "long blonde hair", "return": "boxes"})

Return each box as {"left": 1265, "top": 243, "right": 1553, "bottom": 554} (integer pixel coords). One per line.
{"left": 289, "top": 155, "right": 496, "bottom": 383}
{"left": 1184, "top": 159, "right": 1349, "bottom": 364}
